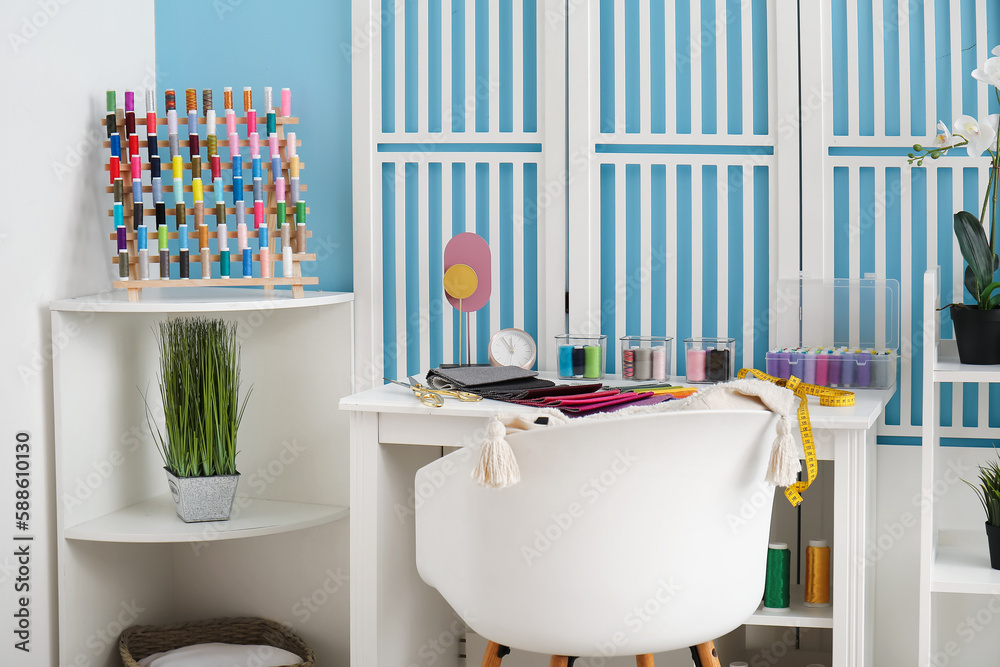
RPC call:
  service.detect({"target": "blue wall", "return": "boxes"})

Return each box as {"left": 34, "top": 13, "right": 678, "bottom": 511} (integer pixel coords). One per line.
{"left": 154, "top": 0, "right": 353, "bottom": 292}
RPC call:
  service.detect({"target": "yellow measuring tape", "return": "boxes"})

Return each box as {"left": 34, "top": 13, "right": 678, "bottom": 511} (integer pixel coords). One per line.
{"left": 737, "top": 368, "right": 855, "bottom": 506}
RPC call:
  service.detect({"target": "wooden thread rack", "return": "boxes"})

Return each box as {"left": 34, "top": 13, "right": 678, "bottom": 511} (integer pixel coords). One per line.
{"left": 102, "top": 107, "right": 318, "bottom": 301}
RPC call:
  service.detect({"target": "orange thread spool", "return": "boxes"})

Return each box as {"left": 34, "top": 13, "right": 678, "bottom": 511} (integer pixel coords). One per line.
{"left": 803, "top": 540, "right": 831, "bottom": 607}
{"left": 224, "top": 87, "right": 233, "bottom": 110}
{"left": 243, "top": 87, "right": 252, "bottom": 113}
{"left": 185, "top": 88, "right": 196, "bottom": 112}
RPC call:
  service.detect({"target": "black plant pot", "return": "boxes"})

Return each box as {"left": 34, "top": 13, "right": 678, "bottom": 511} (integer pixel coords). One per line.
{"left": 950, "top": 305, "right": 1000, "bottom": 365}
{"left": 987, "top": 523, "right": 1000, "bottom": 571}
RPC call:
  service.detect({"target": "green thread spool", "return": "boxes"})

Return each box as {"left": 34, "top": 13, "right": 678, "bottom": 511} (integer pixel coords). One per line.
{"left": 207, "top": 134, "right": 218, "bottom": 158}
{"left": 113, "top": 179, "right": 123, "bottom": 203}
{"left": 158, "top": 224, "right": 168, "bottom": 251}
{"left": 583, "top": 345, "right": 602, "bottom": 379}
{"left": 266, "top": 111, "right": 276, "bottom": 136}
{"left": 276, "top": 201, "right": 286, "bottom": 228}
{"left": 220, "top": 250, "right": 230, "bottom": 276}
{"left": 763, "top": 542, "right": 791, "bottom": 610}
{"left": 296, "top": 200, "right": 306, "bottom": 225}
{"left": 106, "top": 90, "right": 116, "bottom": 112}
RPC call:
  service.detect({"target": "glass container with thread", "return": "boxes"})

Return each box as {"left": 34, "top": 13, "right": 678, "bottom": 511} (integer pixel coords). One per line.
{"left": 555, "top": 334, "right": 606, "bottom": 380}
{"left": 619, "top": 336, "right": 673, "bottom": 382}
{"left": 684, "top": 337, "right": 736, "bottom": 383}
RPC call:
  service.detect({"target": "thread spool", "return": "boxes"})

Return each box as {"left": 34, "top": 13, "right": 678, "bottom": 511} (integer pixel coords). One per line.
{"left": 276, "top": 176, "right": 285, "bottom": 202}
{"left": 290, "top": 155, "right": 299, "bottom": 178}
{"left": 159, "top": 248, "right": 170, "bottom": 279}
{"left": 252, "top": 155, "right": 262, "bottom": 180}
{"left": 242, "top": 247, "right": 252, "bottom": 277}
{"left": 583, "top": 345, "right": 601, "bottom": 379}
{"left": 114, "top": 178, "right": 123, "bottom": 203}
{"left": 286, "top": 132, "right": 297, "bottom": 158}
{"left": 254, "top": 200, "right": 264, "bottom": 229}
{"left": 175, "top": 201, "right": 186, "bottom": 228}
{"left": 296, "top": 222, "right": 307, "bottom": 253}
{"left": 169, "top": 134, "right": 180, "bottom": 159}
{"left": 652, "top": 346, "right": 667, "bottom": 381}
{"left": 290, "top": 178, "right": 300, "bottom": 205}
{"left": 220, "top": 248, "right": 231, "bottom": 278}
{"left": 260, "top": 247, "right": 271, "bottom": 278}
{"left": 264, "top": 87, "right": 273, "bottom": 114}
{"left": 113, "top": 202, "right": 123, "bottom": 230}
{"left": 253, "top": 178, "right": 263, "bottom": 203}
{"left": 211, "top": 155, "right": 221, "bottom": 181}
{"left": 571, "top": 346, "right": 585, "bottom": 375}
{"left": 707, "top": 349, "right": 730, "bottom": 382}
{"left": 195, "top": 200, "right": 205, "bottom": 229}
{"left": 118, "top": 250, "right": 129, "bottom": 279}
{"left": 138, "top": 248, "right": 149, "bottom": 280}
{"left": 188, "top": 131, "right": 200, "bottom": 157}
{"left": 226, "top": 109, "right": 237, "bottom": 140}
{"left": 106, "top": 90, "right": 116, "bottom": 112}
{"left": 280, "top": 88, "right": 291, "bottom": 116}
{"left": 200, "top": 247, "right": 211, "bottom": 278}
{"left": 232, "top": 155, "right": 243, "bottom": 178}
{"left": 217, "top": 222, "right": 228, "bottom": 250}
{"left": 243, "top": 87, "right": 252, "bottom": 113}
{"left": 215, "top": 201, "right": 226, "bottom": 226}
{"left": 247, "top": 109, "right": 257, "bottom": 133}
{"left": 296, "top": 200, "right": 306, "bottom": 227}
{"left": 132, "top": 201, "right": 143, "bottom": 231}
{"left": 237, "top": 223, "right": 247, "bottom": 252}
{"left": 185, "top": 88, "right": 196, "bottom": 112}
{"left": 804, "top": 540, "right": 831, "bottom": 607}
{"left": 110, "top": 133, "right": 121, "bottom": 158}
{"left": 267, "top": 112, "right": 276, "bottom": 137}
{"left": 633, "top": 347, "right": 652, "bottom": 381}
{"left": 179, "top": 247, "right": 190, "bottom": 279}
{"left": 280, "top": 223, "right": 290, "bottom": 250}
{"left": 686, "top": 348, "right": 706, "bottom": 382}
{"left": 206, "top": 112, "right": 217, "bottom": 149}
{"left": 213, "top": 178, "right": 224, "bottom": 207}
{"left": 622, "top": 348, "right": 634, "bottom": 378}
{"left": 276, "top": 201, "right": 286, "bottom": 229}
{"left": 146, "top": 109, "right": 158, "bottom": 141}
{"left": 763, "top": 543, "right": 791, "bottom": 611}
{"left": 234, "top": 199, "right": 245, "bottom": 227}
{"left": 268, "top": 134, "right": 279, "bottom": 158}
{"left": 106, "top": 110, "right": 116, "bottom": 138}
{"left": 258, "top": 225, "right": 269, "bottom": 249}
{"left": 165, "top": 89, "right": 176, "bottom": 111}
{"left": 282, "top": 245, "right": 293, "bottom": 277}
{"left": 125, "top": 110, "right": 136, "bottom": 139}
{"left": 109, "top": 156, "right": 120, "bottom": 184}
{"left": 155, "top": 202, "right": 166, "bottom": 229}
{"left": 116, "top": 225, "right": 127, "bottom": 252}
{"left": 250, "top": 132, "right": 259, "bottom": 158}
{"left": 224, "top": 87, "right": 233, "bottom": 110}
{"left": 558, "top": 345, "right": 574, "bottom": 377}
{"left": 228, "top": 131, "right": 239, "bottom": 159}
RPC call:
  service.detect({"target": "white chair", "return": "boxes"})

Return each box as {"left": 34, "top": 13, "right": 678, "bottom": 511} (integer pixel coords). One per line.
{"left": 415, "top": 409, "right": 781, "bottom": 667}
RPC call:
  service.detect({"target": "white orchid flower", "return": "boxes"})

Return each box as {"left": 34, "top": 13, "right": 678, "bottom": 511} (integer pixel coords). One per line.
{"left": 954, "top": 115, "right": 998, "bottom": 156}
{"left": 932, "top": 121, "right": 953, "bottom": 147}
{"left": 972, "top": 56, "right": 1000, "bottom": 89}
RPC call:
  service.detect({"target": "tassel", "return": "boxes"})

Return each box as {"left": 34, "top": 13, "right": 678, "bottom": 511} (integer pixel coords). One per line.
{"left": 472, "top": 416, "right": 521, "bottom": 489}
{"left": 766, "top": 414, "right": 801, "bottom": 487}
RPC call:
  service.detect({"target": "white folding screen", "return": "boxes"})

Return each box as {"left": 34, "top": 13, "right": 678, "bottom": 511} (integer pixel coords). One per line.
{"left": 801, "top": 0, "right": 1000, "bottom": 441}
{"left": 353, "top": 0, "right": 566, "bottom": 389}
{"left": 566, "top": 0, "right": 800, "bottom": 377}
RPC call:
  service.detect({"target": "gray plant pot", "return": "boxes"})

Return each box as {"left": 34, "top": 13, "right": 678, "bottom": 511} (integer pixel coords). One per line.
{"left": 165, "top": 468, "right": 240, "bottom": 523}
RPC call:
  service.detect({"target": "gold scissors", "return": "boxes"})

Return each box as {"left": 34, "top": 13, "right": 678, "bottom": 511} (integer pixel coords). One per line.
{"left": 383, "top": 376, "right": 483, "bottom": 408}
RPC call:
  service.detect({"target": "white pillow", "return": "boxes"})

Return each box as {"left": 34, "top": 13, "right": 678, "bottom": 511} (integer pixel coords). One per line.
{"left": 137, "top": 642, "right": 302, "bottom": 667}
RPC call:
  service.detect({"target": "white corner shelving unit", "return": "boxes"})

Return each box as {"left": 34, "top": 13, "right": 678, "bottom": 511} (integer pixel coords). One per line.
{"left": 919, "top": 267, "right": 1000, "bottom": 664}
{"left": 50, "top": 287, "right": 354, "bottom": 666}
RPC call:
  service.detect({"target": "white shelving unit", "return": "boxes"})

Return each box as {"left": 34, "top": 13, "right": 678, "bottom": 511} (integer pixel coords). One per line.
{"left": 919, "top": 267, "right": 1000, "bottom": 664}
{"left": 50, "top": 288, "right": 354, "bottom": 666}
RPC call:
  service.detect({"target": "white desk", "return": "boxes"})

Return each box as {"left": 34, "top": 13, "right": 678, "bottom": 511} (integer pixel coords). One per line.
{"left": 341, "top": 379, "right": 888, "bottom": 667}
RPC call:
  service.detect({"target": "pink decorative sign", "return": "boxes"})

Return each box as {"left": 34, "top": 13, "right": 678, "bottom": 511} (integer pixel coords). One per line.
{"left": 444, "top": 232, "right": 491, "bottom": 312}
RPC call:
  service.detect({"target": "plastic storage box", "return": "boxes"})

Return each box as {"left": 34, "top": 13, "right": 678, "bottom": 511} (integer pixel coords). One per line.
{"left": 555, "top": 334, "right": 607, "bottom": 380}
{"left": 766, "top": 275, "right": 900, "bottom": 390}
{"left": 619, "top": 336, "right": 673, "bottom": 382}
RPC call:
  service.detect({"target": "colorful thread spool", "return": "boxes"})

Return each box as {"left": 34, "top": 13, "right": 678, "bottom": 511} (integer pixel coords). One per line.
{"left": 282, "top": 244, "right": 293, "bottom": 278}
{"left": 803, "top": 540, "right": 831, "bottom": 607}
{"left": 106, "top": 90, "right": 116, "bottom": 139}
{"left": 622, "top": 348, "right": 635, "bottom": 379}
{"left": 280, "top": 88, "right": 291, "bottom": 116}
{"left": 763, "top": 543, "right": 791, "bottom": 611}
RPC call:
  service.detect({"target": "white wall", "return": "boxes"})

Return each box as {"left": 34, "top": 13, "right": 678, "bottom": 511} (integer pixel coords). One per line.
{"left": 0, "top": 1, "right": 156, "bottom": 664}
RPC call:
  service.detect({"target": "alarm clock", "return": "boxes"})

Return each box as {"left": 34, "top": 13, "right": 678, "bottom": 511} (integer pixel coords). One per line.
{"left": 488, "top": 328, "right": 537, "bottom": 369}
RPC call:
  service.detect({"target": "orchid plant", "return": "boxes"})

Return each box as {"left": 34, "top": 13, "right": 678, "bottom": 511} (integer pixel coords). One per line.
{"left": 909, "top": 48, "right": 1000, "bottom": 310}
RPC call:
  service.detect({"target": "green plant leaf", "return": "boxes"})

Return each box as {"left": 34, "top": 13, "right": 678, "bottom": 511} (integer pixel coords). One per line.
{"left": 955, "top": 211, "right": 996, "bottom": 306}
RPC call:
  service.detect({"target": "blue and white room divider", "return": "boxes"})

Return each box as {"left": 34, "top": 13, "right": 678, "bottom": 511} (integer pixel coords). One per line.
{"left": 566, "top": 0, "right": 799, "bottom": 378}
{"left": 802, "top": 0, "right": 1000, "bottom": 442}
{"left": 353, "top": 0, "right": 566, "bottom": 388}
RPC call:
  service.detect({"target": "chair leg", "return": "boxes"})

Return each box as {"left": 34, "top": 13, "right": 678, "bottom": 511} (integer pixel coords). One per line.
{"left": 689, "top": 641, "right": 722, "bottom": 667}
{"left": 549, "top": 657, "right": 570, "bottom": 667}
{"left": 636, "top": 655, "right": 655, "bottom": 667}
{"left": 480, "top": 641, "right": 510, "bottom": 667}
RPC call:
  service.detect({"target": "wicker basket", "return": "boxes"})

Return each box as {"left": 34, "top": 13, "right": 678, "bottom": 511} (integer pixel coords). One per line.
{"left": 119, "top": 616, "right": 315, "bottom": 667}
